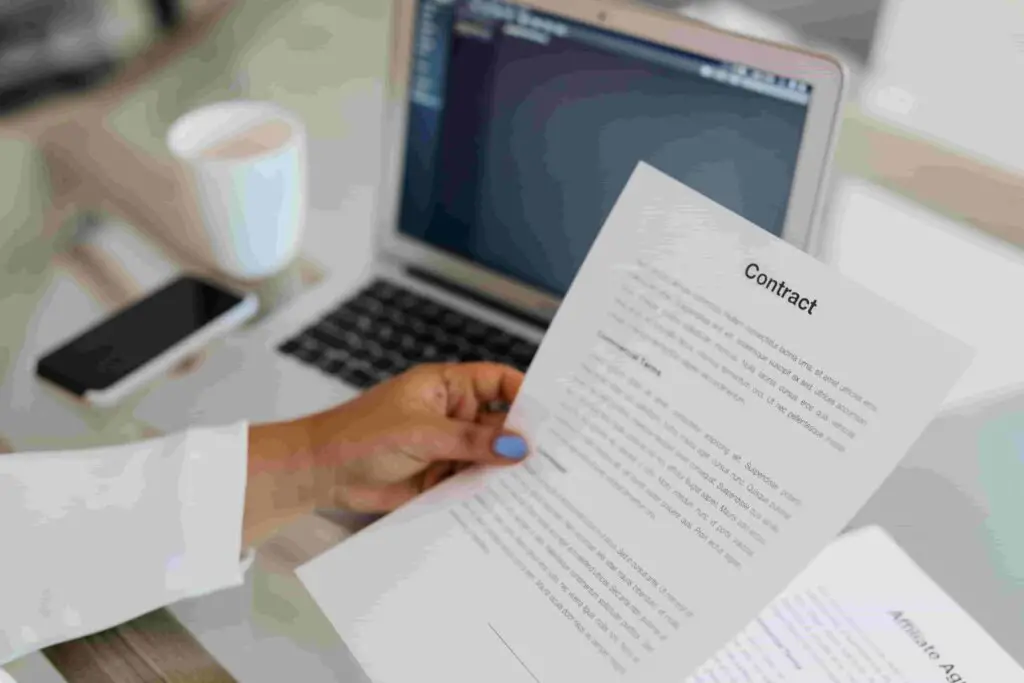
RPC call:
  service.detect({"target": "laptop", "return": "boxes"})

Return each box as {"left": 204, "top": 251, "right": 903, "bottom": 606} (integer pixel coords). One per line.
{"left": 135, "top": 0, "right": 846, "bottom": 431}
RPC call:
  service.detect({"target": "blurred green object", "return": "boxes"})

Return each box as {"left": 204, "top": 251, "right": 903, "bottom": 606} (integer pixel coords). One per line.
{"left": 978, "top": 414, "right": 1024, "bottom": 585}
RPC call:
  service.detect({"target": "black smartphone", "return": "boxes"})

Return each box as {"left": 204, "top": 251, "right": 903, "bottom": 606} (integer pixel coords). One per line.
{"left": 35, "top": 275, "right": 258, "bottom": 406}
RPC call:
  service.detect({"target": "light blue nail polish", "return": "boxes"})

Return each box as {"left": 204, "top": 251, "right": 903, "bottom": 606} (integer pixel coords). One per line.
{"left": 494, "top": 435, "right": 528, "bottom": 460}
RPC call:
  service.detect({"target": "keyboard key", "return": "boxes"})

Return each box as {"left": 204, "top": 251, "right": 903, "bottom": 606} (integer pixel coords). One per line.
{"left": 278, "top": 338, "right": 301, "bottom": 355}
{"left": 316, "top": 355, "right": 344, "bottom": 375}
{"left": 371, "top": 355, "right": 396, "bottom": 373}
{"left": 389, "top": 354, "right": 412, "bottom": 373}
{"left": 439, "top": 310, "right": 465, "bottom": 332}
{"left": 363, "top": 340, "right": 386, "bottom": 359}
{"left": 326, "top": 347, "right": 353, "bottom": 364}
{"left": 396, "top": 292, "right": 422, "bottom": 310}
{"left": 367, "top": 280, "right": 398, "bottom": 301}
{"left": 464, "top": 321, "right": 489, "bottom": 343}
{"left": 373, "top": 323, "right": 397, "bottom": 343}
{"left": 307, "top": 325, "right": 345, "bottom": 349}
{"left": 352, "top": 296, "right": 383, "bottom": 316}
{"left": 343, "top": 365, "right": 375, "bottom": 387}
{"left": 510, "top": 341, "right": 536, "bottom": 356}
{"left": 291, "top": 341, "right": 323, "bottom": 364}
{"left": 419, "top": 326, "right": 443, "bottom": 346}
{"left": 346, "top": 345, "right": 370, "bottom": 364}
{"left": 438, "top": 340, "right": 464, "bottom": 357}
{"left": 383, "top": 307, "right": 408, "bottom": 327}
{"left": 327, "top": 308, "right": 359, "bottom": 329}
{"left": 510, "top": 342, "right": 537, "bottom": 366}
{"left": 486, "top": 332, "right": 515, "bottom": 353}
{"left": 418, "top": 301, "right": 444, "bottom": 322}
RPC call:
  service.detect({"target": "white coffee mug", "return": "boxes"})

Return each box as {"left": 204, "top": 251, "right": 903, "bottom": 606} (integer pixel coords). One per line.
{"left": 167, "top": 100, "right": 307, "bottom": 280}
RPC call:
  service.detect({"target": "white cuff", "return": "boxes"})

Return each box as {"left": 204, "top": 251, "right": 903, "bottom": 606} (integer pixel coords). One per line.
{"left": 170, "top": 422, "right": 251, "bottom": 598}
{"left": 0, "top": 422, "right": 250, "bottom": 665}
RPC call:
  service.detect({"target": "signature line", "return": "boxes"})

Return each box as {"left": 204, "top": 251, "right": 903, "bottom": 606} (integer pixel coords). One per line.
{"left": 488, "top": 623, "right": 541, "bottom": 683}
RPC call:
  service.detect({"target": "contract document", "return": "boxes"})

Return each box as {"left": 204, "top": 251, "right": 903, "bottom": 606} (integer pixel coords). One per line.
{"left": 298, "top": 163, "right": 974, "bottom": 683}
{"left": 688, "top": 526, "right": 1024, "bottom": 683}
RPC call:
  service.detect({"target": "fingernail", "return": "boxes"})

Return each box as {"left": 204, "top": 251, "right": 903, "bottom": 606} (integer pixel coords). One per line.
{"left": 493, "top": 434, "right": 528, "bottom": 460}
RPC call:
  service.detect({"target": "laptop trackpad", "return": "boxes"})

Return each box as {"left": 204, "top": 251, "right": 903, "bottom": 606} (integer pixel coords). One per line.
{"left": 132, "top": 340, "right": 357, "bottom": 433}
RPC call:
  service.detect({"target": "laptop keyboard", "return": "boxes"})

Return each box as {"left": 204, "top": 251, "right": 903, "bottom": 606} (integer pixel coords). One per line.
{"left": 277, "top": 278, "right": 540, "bottom": 389}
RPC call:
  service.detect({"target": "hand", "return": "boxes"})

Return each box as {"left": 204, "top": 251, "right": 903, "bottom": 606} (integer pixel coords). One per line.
{"left": 302, "top": 361, "right": 529, "bottom": 511}
{"left": 243, "top": 363, "right": 529, "bottom": 545}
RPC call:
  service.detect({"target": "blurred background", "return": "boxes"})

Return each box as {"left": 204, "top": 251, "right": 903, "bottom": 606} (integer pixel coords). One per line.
{"left": 0, "top": 0, "right": 175, "bottom": 114}
{"left": 0, "top": 0, "right": 883, "bottom": 115}
{"left": 650, "top": 0, "right": 884, "bottom": 65}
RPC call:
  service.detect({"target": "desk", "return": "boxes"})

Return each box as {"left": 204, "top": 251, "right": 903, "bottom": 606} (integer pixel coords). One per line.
{"left": 2, "top": 0, "right": 1024, "bottom": 681}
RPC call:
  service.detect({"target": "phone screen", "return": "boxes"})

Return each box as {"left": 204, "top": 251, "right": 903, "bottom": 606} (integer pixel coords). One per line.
{"left": 37, "top": 276, "right": 244, "bottom": 396}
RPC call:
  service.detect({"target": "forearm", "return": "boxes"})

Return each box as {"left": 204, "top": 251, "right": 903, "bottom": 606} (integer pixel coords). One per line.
{"left": 243, "top": 419, "right": 319, "bottom": 547}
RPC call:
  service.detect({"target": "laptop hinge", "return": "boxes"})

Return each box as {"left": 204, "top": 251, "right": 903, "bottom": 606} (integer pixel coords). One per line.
{"left": 405, "top": 267, "right": 550, "bottom": 332}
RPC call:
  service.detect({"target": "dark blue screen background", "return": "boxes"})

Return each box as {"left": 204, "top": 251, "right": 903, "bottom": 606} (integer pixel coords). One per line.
{"left": 398, "top": 1, "right": 810, "bottom": 297}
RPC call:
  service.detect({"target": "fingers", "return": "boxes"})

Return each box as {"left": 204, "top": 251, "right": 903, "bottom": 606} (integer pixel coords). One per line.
{"left": 438, "top": 362, "right": 525, "bottom": 421}
{"left": 419, "top": 460, "right": 457, "bottom": 490}
{"left": 476, "top": 412, "right": 508, "bottom": 428}
{"left": 427, "top": 417, "right": 530, "bottom": 465}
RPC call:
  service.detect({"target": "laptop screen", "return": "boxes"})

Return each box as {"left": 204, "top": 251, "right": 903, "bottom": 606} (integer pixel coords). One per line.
{"left": 397, "top": 0, "right": 813, "bottom": 297}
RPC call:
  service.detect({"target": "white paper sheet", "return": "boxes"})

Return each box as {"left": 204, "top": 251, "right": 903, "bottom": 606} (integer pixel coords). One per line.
{"left": 689, "top": 526, "right": 1024, "bottom": 682}
{"left": 298, "top": 163, "right": 973, "bottom": 683}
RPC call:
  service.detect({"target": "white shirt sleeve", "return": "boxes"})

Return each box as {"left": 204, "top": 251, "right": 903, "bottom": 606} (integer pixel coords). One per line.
{"left": 0, "top": 422, "right": 251, "bottom": 666}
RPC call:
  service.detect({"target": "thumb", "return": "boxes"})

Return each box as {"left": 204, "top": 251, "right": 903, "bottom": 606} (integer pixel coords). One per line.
{"left": 429, "top": 418, "right": 530, "bottom": 465}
